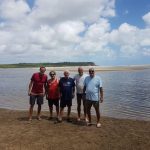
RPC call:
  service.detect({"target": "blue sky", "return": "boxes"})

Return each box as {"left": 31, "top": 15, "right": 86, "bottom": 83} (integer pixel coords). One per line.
{"left": 112, "top": 0, "right": 150, "bottom": 28}
{"left": 0, "top": 0, "right": 150, "bottom": 66}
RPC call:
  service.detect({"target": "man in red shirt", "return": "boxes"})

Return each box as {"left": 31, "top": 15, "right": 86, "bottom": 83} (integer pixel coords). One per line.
{"left": 28, "top": 66, "right": 47, "bottom": 121}
{"left": 46, "top": 71, "right": 60, "bottom": 121}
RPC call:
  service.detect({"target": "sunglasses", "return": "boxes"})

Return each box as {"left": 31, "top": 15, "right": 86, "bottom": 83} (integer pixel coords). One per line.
{"left": 89, "top": 70, "right": 94, "bottom": 73}
{"left": 50, "top": 74, "right": 55, "bottom": 76}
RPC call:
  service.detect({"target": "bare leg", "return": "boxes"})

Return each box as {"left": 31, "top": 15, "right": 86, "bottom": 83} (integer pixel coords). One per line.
{"left": 86, "top": 101, "right": 92, "bottom": 124}
{"left": 67, "top": 106, "right": 71, "bottom": 119}
{"left": 59, "top": 107, "right": 64, "bottom": 121}
{"left": 37, "top": 105, "right": 42, "bottom": 120}
{"left": 83, "top": 99, "right": 87, "bottom": 120}
{"left": 49, "top": 106, "right": 53, "bottom": 118}
{"left": 93, "top": 102, "right": 100, "bottom": 123}
{"left": 77, "top": 96, "right": 81, "bottom": 120}
{"left": 29, "top": 105, "right": 34, "bottom": 120}
{"left": 56, "top": 106, "right": 59, "bottom": 119}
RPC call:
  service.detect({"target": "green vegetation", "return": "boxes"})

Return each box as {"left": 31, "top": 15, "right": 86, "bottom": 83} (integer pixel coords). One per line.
{"left": 0, "top": 62, "right": 95, "bottom": 68}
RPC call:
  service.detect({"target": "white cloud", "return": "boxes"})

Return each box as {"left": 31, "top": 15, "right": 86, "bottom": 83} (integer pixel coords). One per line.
{"left": 30, "top": 0, "right": 115, "bottom": 24}
{"left": 143, "top": 12, "right": 150, "bottom": 27}
{"left": 0, "top": 0, "right": 149, "bottom": 64}
{"left": 0, "top": 0, "right": 30, "bottom": 21}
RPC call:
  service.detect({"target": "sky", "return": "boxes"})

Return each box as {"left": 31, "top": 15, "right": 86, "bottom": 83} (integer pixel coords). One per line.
{"left": 0, "top": 0, "right": 150, "bottom": 66}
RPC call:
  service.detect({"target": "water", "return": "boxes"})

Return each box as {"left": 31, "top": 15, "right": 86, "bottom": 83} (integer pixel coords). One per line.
{"left": 0, "top": 68, "right": 150, "bottom": 121}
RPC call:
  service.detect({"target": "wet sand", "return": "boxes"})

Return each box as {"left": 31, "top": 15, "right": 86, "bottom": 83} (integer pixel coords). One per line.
{"left": 0, "top": 108, "right": 150, "bottom": 150}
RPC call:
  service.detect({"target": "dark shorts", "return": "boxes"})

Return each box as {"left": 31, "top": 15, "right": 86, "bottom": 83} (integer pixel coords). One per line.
{"left": 48, "top": 99, "right": 59, "bottom": 107}
{"left": 29, "top": 95, "right": 44, "bottom": 106}
{"left": 60, "top": 98, "right": 72, "bottom": 108}
{"left": 77, "top": 93, "right": 86, "bottom": 106}
{"left": 86, "top": 100, "right": 99, "bottom": 110}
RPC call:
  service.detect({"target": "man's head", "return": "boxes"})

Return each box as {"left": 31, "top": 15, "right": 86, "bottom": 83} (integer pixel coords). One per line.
{"left": 78, "top": 67, "right": 83, "bottom": 76}
{"left": 39, "top": 66, "right": 46, "bottom": 74}
{"left": 89, "top": 68, "right": 95, "bottom": 78}
{"left": 49, "top": 71, "right": 56, "bottom": 79}
{"left": 64, "top": 70, "right": 70, "bottom": 78}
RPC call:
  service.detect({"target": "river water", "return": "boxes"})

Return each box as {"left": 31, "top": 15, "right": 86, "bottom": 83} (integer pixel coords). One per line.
{"left": 0, "top": 68, "right": 150, "bottom": 121}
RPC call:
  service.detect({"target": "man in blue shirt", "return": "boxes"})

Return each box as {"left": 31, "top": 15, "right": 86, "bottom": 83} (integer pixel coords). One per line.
{"left": 83, "top": 68, "right": 104, "bottom": 128}
{"left": 58, "top": 70, "right": 75, "bottom": 122}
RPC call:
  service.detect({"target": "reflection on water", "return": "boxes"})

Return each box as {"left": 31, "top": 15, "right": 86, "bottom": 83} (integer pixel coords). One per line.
{"left": 0, "top": 68, "right": 150, "bottom": 121}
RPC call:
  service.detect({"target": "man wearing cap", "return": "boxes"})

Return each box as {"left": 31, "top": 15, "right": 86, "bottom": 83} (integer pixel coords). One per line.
{"left": 28, "top": 66, "right": 47, "bottom": 121}
{"left": 83, "top": 68, "right": 104, "bottom": 128}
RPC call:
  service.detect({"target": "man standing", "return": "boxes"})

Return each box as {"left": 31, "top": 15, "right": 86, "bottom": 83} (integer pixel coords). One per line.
{"left": 46, "top": 71, "right": 60, "bottom": 120}
{"left": 58, "top": 70, "right": 75, "bottom": 122}
{"left": 28, "top": 66, "right": 47, "bottom": 121}
{"left": 83, "top": 68, "right": 103, "bottom": 128}
{"left": 74, "top": 67, "right": 88, "bottom": 121}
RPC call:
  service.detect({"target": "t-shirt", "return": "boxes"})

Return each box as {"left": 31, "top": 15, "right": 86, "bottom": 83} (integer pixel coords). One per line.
{"left": 84, "top": 75, "right": 102, "bottom": 101}
{"left": 59, "top": 77, "right": 75, "bottom": 100}
{"left": 47, "top": 78, "right": 60, "bottom": 99}
{"left": 74, "top": 74, "right": 88, "bottom": 94}
{"left": 31, "top": 72, "right": 47, "bottom": 94}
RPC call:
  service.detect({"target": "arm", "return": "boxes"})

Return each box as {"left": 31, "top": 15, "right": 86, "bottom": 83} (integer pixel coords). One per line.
{"left": 83, "top": 85, "right": 86, "bottom": 94}
{"left": 72, "top": 86, "right": 75, "bottom": 98}
{"left": 45, "top": 82, "right": 48, "bottom": 99}
{"left": 43, "top": 76, "right": 48, "bottom": 97}
{"left": 28, "top": 81, "right": 33, "bottom": 96}
{"left": 72, "top": 79, "right": 75, "bottom": 98}
{"left": 99, "top": 87, "right": 103, "bottom": 103}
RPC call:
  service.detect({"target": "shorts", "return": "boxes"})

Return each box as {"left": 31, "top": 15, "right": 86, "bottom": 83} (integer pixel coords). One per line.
{"left": 48, "top": 99, "right": 59, "bottom": 107}
{"left": 29, "top": 95, "right": 44, "bottom": 106}
{"left": 77, "top": 93, "right": 86, "bottom": 106}
{"left": 86, "top": 100, "right": 99, "bottom": 110}
{"left": 60, "top": 98, "right": 72, "bottom": 108}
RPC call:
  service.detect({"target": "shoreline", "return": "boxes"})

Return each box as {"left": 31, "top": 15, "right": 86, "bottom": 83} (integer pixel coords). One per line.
{"left": 1, "top": 65, "right": 150, "bottom": 71}
{"left": 36, "top": 65, "right": 150, "bottom": 71}
{"left": 0, "top": 108, "right": 150, "bottom": 149}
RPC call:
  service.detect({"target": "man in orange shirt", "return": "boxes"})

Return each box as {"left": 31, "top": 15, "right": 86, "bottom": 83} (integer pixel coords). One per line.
{"left": 46, "top": 71, "right": 60, "bottom": 120}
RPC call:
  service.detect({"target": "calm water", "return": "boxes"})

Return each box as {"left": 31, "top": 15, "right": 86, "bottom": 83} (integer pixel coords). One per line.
{"left": 0, "top": 68, "right": 150, "bottom": 121}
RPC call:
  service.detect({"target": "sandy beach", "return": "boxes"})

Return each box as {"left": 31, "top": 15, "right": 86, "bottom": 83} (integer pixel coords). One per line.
{"left": 45, "top": 65, "right": 150, "bottom": 72}
{"left": 0, "top": 108, "right": 150, "bottom": 150}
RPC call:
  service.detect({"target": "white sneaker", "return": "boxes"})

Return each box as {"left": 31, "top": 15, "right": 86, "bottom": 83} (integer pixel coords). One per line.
{"left": 96, "top": 123, "right": 101, "bottom": 128}
{"left": 77, "top": 118, "right": 81, "bottom": 121}
{"left": 85, "top": 118, "right": 89, "bottom": 123}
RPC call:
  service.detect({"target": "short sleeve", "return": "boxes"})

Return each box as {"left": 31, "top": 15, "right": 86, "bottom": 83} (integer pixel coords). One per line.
{"left": 31, "top": 73, "right": 35, "bottom": 81}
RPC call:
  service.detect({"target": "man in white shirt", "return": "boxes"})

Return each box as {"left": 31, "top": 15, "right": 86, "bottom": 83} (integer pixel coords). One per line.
{"left": 74, "top": 67, "right": 88, "bottom": 121}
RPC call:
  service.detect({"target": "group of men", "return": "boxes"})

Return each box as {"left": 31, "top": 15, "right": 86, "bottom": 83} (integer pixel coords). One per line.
{"left": 28, "top": 66, "right": 103, "bottom": 128}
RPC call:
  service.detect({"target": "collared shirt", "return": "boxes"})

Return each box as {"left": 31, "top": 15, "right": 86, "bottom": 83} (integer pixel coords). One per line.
{"left": 84, "top": 75, "right": 102, "bottom": 101}
{"left": 31, "top": 72, "right": 47, "bottom": 94}
{"left": 74, "top": 74, "right": 88, "bottom": 94}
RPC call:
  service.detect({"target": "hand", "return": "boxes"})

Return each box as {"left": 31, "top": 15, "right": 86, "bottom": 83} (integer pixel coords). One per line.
{"left": 28, "top": 92, "right": 31, "bottom": 96}
{"left": 100, "top": 97, "right": 103, "bottom": 103}
{"left": 72, "top": 93, "right": 75, "bottom": 98}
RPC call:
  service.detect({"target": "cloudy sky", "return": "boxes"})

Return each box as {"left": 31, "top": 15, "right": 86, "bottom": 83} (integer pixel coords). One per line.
{"left": 0, "top": 0, "right": 150, "bottom": 66}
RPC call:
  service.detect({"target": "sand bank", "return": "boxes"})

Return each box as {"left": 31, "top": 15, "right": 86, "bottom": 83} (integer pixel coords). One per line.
{"left": 45, "top": 65, "right": 150, "bottom": 72}
{"left": 0, "top": 108, "right": 150, "bottom": 150}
